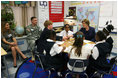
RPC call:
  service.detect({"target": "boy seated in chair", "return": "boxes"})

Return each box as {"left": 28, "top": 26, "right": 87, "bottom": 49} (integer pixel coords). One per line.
{"left": 102, "top": 23, "right": 114, "bottom": 55}
{"left": 44, "top": 30, "right": 68, "bottom": 77}
{"left": 86, "top": 31, "right": 112, "bottom": 77}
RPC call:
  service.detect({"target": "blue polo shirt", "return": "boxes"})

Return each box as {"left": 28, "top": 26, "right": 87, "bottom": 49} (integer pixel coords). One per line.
{"left": 80, "top": 26, "right": 95, "bottom": 42}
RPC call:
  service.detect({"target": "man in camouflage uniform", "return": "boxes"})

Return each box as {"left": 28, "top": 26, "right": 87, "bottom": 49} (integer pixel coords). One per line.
{"left": 26, "top": 17, "right": 42, "bottom": 61}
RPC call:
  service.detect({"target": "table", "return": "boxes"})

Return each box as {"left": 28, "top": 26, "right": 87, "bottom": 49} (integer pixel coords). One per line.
{"left": 1, "top": 47, "right": 7, "bottom": 55}
{"left": 61, "top": 38, "right": 95, "bottom": 47}
{"left": 1, "top": 47, "right": 10, "bottom": 77}
{"left": 58, "top": 38, "right": 95, "bottom": 53}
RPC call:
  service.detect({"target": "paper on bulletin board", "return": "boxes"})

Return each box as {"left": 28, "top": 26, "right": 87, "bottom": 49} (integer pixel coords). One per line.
{"left": 100, "top": 4, "right": 113, "bottom": 17}
{"left": 53, "top": 22, "right": 64, "bottom": 27}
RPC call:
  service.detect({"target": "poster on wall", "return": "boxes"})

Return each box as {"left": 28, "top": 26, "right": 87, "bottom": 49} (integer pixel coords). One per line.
{"left": 69, "top": 7, "right": 76, "bottom": 16}
{"left": 40, "top": 1, "right": 48, "bottom": 9}
{"left": 77, "top": 6, "right": 99, "bottom": 32}
{"left": 49, "top": 1, "right": 64, "bottom": 23}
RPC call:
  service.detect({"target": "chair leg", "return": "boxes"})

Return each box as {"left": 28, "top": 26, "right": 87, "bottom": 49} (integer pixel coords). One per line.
{"left": 90, "top": 71, "right": 97, "bottom": 78}
{"left": 31, "top": 54, "right": 35, "bottom": 61}
{"left": 65, "top": 72, "right": 70, "bottom": 78}
{"left": 37, "top": 55, "right": 44, "bottom": 70}
{"left": 48, "top": 70, "right": 51, "bottom": 78}
{"left": 17, "top": 53, "right": 22, "bottom": 61}
{"left": 84, "top": 73, "right": 88, "bottom": 78}
{"left": 32, "top": 60, "right": 38, "bottom": 78}
{"left": 111, "top": 71, "right": 115, "bottom": 78}
{"left": 3, "top": 56, "right": 10, "bottom": 77}
{"left": 101, "top": 74, "right": 103, "bottom": 78}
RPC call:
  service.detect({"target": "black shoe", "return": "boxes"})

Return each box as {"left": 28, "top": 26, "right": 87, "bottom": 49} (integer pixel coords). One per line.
{"left": 14, "top": 65, "right": 17, "bottom": 68}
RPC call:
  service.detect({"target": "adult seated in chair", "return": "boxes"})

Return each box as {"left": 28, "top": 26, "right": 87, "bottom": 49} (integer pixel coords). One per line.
{"left": 64, "top": 31, "right": 91, "bottom": 78}
{"left": 36, "top": 20, "right": 68, "bottom": 53}
{"left": 80, "top": 19, "right": 96, "bottom": 42}
{"left": 44, "top": 30, "right": 68, "bottom": 77}
{"left": 102, "top": 23, "right": 114, "bottom": 55}
{"left": 1, "top": 22, "right": 27, "bottom": 67}
{"left": 86, "top": 31, "right": 112, "bottom": 77}
{"left": 26, "top": 16, "right": 42, "bottom": 61}
{"left": 59, "top": 24, "right": 73, "bottom": 39}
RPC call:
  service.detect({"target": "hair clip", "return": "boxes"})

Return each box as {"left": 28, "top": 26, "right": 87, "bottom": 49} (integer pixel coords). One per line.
{"left": 77, "top": 35, "right": 82, "bottom": 38}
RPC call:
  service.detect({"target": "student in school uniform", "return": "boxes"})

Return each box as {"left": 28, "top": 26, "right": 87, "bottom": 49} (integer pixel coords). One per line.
{"left": 86, "top": 31, "right": 112, "bottom": 77}
{"left": 103, "top": 24, "right": 114, "bottom": 55}
{"left": 80, "top": 19, "right": 96, "bottom": 42}
{"left": 36, "top": 20, "right": 68, "bottom": 53}
{"left": 64, "top": 31, "right": 91, "bottom": 77}
{"left": 59, "top": 24, "right": 73, "bottom": 38}
{"left": 44, "top": 30, "right": 67, "bottom": 77}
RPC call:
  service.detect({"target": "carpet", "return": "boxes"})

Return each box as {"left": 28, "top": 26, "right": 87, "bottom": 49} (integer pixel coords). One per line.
{"left": 15, "top": 57, "right": 117, "bottom": 78}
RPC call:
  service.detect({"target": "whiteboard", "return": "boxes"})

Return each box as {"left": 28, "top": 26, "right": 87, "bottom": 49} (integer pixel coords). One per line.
{"left": 98, "top": 1, "right": 117, "bottom": 32}
{"left": 100, "top": 4, "right": 113, "bottom": 17}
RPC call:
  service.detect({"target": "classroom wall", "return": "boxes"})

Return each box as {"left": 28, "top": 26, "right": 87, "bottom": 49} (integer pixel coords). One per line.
{"left": 66, "top": 1, "right": 117, "bottom": 32}
{"left": 36, "top": 1, "right": 49, "bottom": 30}
{"left": 1, "top": 3, "right": 35, "bottom": 27}
{"left": 36, "top": 1, "right": 70, "bottom": 30}
{"left": 36, "top": 1, "right": 117, "bottom": 32}
{"left": 98, "top": 1, "right": 117, "bottom": 32}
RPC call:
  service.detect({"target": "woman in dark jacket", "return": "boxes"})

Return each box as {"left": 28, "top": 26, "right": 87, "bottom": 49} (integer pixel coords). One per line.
{"left": 80, "top": 19, "right": 96, "bottom": 42}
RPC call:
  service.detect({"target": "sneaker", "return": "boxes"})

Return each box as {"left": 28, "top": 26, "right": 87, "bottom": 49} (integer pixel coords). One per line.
{"left": 57, "top": 72, "right": 63, "bottom": 77}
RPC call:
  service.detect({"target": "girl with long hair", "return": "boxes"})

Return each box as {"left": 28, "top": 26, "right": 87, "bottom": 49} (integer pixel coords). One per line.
{"left": 65, "top": 31, "right": 91, "bottom": 77}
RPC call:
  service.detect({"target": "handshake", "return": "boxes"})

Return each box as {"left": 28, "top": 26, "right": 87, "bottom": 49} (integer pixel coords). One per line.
{"left": 62, "top": 35, "right": 73, "bottom": 41}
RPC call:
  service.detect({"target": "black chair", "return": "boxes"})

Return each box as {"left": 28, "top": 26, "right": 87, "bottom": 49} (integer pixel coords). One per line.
{"left": 91, "top": 56, "right": 117, "bottom": 78}
{"left": 32, "top": 50, "right": 56, "bottom": 78}
{"left": 65, "top": 59, "right": 89, "bottom": 78}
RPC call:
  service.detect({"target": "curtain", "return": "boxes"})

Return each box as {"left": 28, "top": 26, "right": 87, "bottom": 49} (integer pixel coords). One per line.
{"left": 1, "top": 1, "right": 36, "bottom": 28}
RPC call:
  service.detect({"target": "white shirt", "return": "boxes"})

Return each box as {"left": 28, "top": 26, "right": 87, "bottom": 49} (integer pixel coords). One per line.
{"left": 59, "top": 30, "right": 73, "bottom": 37}
{"left": 64, "top": 45, "right": 92, "bottom": 60}
{"left": 64, "top": 44, "right": 92, "bottom": 72}
{"left": 107, "top": 35, "right": 111, "bottom": 39}
{"left": 92, "top": 40, "right": 106, "bottom": 60}
{"left": 47, "top": 39, "right": 63, "bottom": 56}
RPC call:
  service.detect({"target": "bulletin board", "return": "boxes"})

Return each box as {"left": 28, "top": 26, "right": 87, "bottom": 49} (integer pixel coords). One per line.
{"left": 49, "top": 1, "right": 64, "bottom": 27}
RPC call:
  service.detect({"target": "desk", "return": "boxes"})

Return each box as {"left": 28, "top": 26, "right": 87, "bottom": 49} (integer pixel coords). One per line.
{"left": 1, "top": 47, "right": 10, "bottom": 77}
{"left": 60, "top": 39, "right": 95, "bottom": 54}
{"left": 1, "top": 47, "right": 7, "bottom": 56}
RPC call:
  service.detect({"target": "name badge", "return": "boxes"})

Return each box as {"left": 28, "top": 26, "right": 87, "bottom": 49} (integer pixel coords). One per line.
{"left": 31, "top": 29, "right": 34, "bottom": 31}
{"left": 8, "top": 34, "right": 12, "bottom": 37}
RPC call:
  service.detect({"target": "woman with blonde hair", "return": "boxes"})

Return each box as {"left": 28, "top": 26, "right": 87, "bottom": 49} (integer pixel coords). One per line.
{"left": 80, "top": 19, "right": 95, "bottom": 42}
